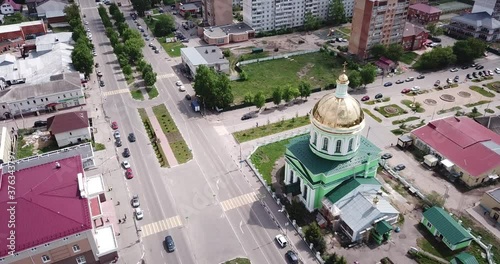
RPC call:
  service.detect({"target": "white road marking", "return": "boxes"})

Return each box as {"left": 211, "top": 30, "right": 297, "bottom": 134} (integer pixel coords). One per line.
{"left": 102, "top": 89, "right": 130, "bottom": 97}
{"left": 239, "top": 220, "right": 244, "bottom": 234}
{"left": 220, "top": 192, "right": 259, "bottom": 212}
{"left": 140, "top": 215, "right": 183, "bottom": 238}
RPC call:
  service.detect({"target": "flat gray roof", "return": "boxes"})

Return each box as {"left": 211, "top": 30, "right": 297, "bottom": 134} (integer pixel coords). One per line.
{"left": 0, "top": 72, "right": 82, "bottom": 103}
{"left": 204, "top": 23, "right": 254, "bottom": 38}
{"left": 182, "top": 46, "right": 228, "bottom": 66}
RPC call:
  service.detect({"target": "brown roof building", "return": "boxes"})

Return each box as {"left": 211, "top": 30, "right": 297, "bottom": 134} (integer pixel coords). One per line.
{"left": 402, "top": 22, "right": 429, "bottom": 51}
{"left": 47, "top": 111, "right": 91, "bottom": 147}
{"left": 408, "top": 3, "right": 442, "bottom": 25}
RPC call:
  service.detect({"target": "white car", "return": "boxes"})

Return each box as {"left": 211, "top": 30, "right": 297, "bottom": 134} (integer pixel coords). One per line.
{"left": 122, "top": 160, "right": 130, "bottom": 169}
{"left": 495, "top": 68, "right": 500, "bottom": 74}
{"left": 179, "top": 85, "right": 185, "bottom": 92}
{"left": 411, "top": 86, "right": 420, "bottom": 91}
{"left": 84, "top": 21, "right": 89, "bottom": 25}
{"left": 175, "top": 81, "right": 182, "bottom": 86}
{"left": 135, "top": 208, "right": 144, "bottom": 220}
{"left": 114, "top": 130, "right": 121, "bottom": 138}
{"left": 275, "top": 234, "right": 288, "bottom": 248}
{"left": 131, "top": 195, "right": 140, "bottom": 207}
{"left": 450, "top": 68, "right": 458, "bottom": 72}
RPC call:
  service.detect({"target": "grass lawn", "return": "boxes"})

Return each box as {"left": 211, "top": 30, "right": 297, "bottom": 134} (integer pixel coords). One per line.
{"left": 362, "top": 108, "right": 382, "bottom": 123}
{"left": 391, "top": 128, "right": 405, "bottom": 135}
{"left": 16, "top": 135, "right": 35, "bottom": 159}
{"left": 376, "top": 104, "right": 407, "bottom": 117}
{"left": 233, "top": 116, "right": 309, "bottom": 143}
{"left": 224, "top": 258, "right": 251, "bottom": 264}
{"left": 93, "top": 142, "right": 106, "bottom": 151}
{"left": 401, "top": 99, "right": 425, "bottom": 113}
{"left": 160, "top": 40, "right": 185, "bottom": 57}
{"left": 138, "top": 108, "right": 169, "bottom": 167}
{"left": 400, "top": 52, "right": 419, "bottom": 65}
{"left": 146, "top": 86, "right": 159, "bottom": 99}
{"left": 51, "top": 26, "right": 72, "bottom": 33}
{"left": 485, "top": 108, "right": 495, "bottom": 113}
{"left": 250, "top": 136, "right": 302, "bottom": 185}
{"left": 152, "top": 104, "right": 192, "bottom": 164}
{"left": 465, "top": 100, "right": 491, "bottom": 108}
{"left": 469, "top": 86, "right": 495, "bottom": 98}
{"left": 131, "top": 89, "right": 144, "bottom": 100}
{"left": 392, "top": 116, "right": 420, "bottom": 125}
{"left": 231, "top": 51, "right": 341, "bottom": 103}
{"left": 459, "top": 215, "right": 500, "bottom": 264}
{"left": 485, "top": 81, "right": 500, "bottom": 93}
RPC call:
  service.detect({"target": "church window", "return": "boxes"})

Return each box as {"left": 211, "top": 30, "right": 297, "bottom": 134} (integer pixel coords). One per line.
{"left": 313, "top": 132, "right": 317, "bottom": 146}
{"left": 348, "top": 138, "right": 354, "bottom": 151}
{"left": 322, "top": 138, "right": 328, "bottom": 151}
{"left": 335, "top": 140, "right": 342, "bottom": 153}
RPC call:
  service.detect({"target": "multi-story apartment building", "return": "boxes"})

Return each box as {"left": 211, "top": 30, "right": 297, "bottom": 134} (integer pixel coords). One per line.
{"left": 349, "top": 0, "right": 409, "bottom": 59}
{"left": 202, "top": 0, "right": 233, "bottom": 26}
{"left": 472, "top": 0, "right": 500, "bottom": 20}
{"left": 243, "top": 0, "right": 330, "bottom": 32}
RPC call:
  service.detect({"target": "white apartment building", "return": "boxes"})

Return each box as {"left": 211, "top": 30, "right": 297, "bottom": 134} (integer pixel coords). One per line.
{"left": 243, "top": 0, "right": 330, "bottom": 32}
{"left": 342, "top": 0, "right": 355, "bottom": 18}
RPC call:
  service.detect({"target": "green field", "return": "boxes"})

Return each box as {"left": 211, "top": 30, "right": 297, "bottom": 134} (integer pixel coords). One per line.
{"left": 231, "top": 52, "right": 342, "bottom": 103}
{"left": 160, "top": 40, "right": 185, "bottom": 57}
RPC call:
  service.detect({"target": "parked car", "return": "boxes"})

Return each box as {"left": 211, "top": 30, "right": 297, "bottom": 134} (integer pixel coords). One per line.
{"left": 495, "top": 68, "right": 500, "bottom": 74}
{"left": 165, "top": 236, "right": 175, "bottom": 252}
{"left": 466, "top": 74, "right": 472, "bottom": 79}
{"left": 114, "top": 130, "right": 121, "bottom": 139}
{"left": 361, "top": 95, "right": 370, "bottom": 101}
{"left": 111, "top": 121, "right": 118, "bottom": 130}
{"left": 125, "top": 168, "right": 134, "bottom": 179}
{"left": 155, "top": 49, "right": 160, "bottom": 54}
{"left": 416, "top": 75, "right": 425, "bottom": 79}
{"left": 285, "top": 250, "right": 299, "bottom": 264}
{"left": 135, "top": 207, "right": 144, "bottom": 220}
{"left": 401, "top": 88, "right": 411, "bottom": 94}
{"left": 429, "top": 36, "right": 441, "bottom": 43}
{"left": 100, "top": 80, "right": 105, "bottom": 87}
{"left": 34, "top": 120, "right": 47, "bottom": 127}
{"left": 185, "top": 94, "right": 192, "bottom": 100}
{"left": 97, "top": 71, "right": 103, "bottom": 77}
{"left": 179, "top": 85, "right": 185, "bottom": 92}
{"left": 461, "top": 65, "right": 469, "bottom": 70}
{"left": 405, "top": 77, "right": 414, "bottom": 82}
{"left": 454, "top": 76, "right": 459, "bottom": 82}
{"left": 122, "top": 160, "right": 131, "bottom": 169}
{"left": 471, "top": 63, "right": 478, "bottom": 67}
{"left": 434, "top": 80, "right": 440, "bottom": 86}
{"left": 128, "top": 133, "right": 136, "bottom": 142}
{"left": 446, "top": 78, "right": 452, "bottom": 84}
{"left": 241, "top": 113, "right": 253, "bottom": 120}
{"left": 383, "top": 82, "right": 392, "bottom": 87}
{"left": 275, "top": 234, "right": 288, "bottom": 248}
{"left": 472, "top": 72, "right": 478, "bottom": 78}
{"left": 115, "top": 138, "right": 122, "bottom": 147}
{"left": 393, "top": 164, "right": 406, "bottom": 171}
{"left": 381, "top": 153, "right": 393, "bottom": 159}
{"left": 176, "top": 81, "right": 183, "bottom": 86}
{"left": 476, "top": 65, "right": 484, "bottom": 70}
{"left": 411, "top": 86, "right": 420, "bottom": 91}
{"left": 395, "top": 80, "right": 404, "bottom": 84}
{"left": 375, "top": 93, "right": 383, "bottom": 99}
{"left": 123, "top": 148, "right": 130, "bottom": 157}
{"left": 450, "top": 68, "right": 458, "bottom": 72}
{"left": 131, "top": 195, "right": 140, "bottom": 207}
{"left": 95, "top": 63, "right": 99, "bottom": 68}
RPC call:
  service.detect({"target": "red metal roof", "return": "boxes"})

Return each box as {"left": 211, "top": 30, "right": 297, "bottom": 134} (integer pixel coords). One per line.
{"left": 0, "top": 156, "right": 91, "bottom": 257}
{"left": 47, "top": 111, "right": 89, "bottom": 134}
{"left": 412, "top": 117, "right": 500, "bottom": 177}
{"left": 90, "top": 197, "right": 101, "bottom": 217}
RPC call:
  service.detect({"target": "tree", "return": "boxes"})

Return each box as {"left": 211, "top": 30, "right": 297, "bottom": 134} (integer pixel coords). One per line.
{"left": 415, "top": 47, "right": 456, "bottom": 71}
{"left": 426, "top": 191, "right": 445, "bottom": 207}
{"left": 214, "top": 73, "right": 234, "bottom": 108}
{"left": 327, "top": 0, "right": 346, "bottom": 26}
{"left": 289, "top": 86, "right": 300, "bottom": 101}
{"left": 453, "top": 38, "right": 487, "bottom": 64}
{"left": 253, "top": 92, "right": 266, "bottom": 110}
{"left": 108, "top": 3, "right": 120, "bottom": 18}
{"left": 243, "top": 92, "right": 253, "bottom": 104}
{"left": 348, "top": 70, "right": 362, "bottom": 88}
{"left": 64, "top": 4, "right": 80, "bottom": 21}
{"left": 131, "top": 0, "right": 151, "bottom": 16}
{"left": 239, "top": 70, "right": 248, "bottom": 81}
{"left": 144, "top": 71, "right": 157, "bottom": 86}
{"left": 124, "top": 38, "right": 145, "bottom": 63}
{"left": 385, "top": 43, "right": 404, "bottom": 62}
{"left": 71, "top": 39, "right": 93, "bottom": 76}
{"left": 360, "top": 64, "right": 377, "bottom": 86}
{"left": 193, "top": 65, "right": 233, "bottom": 108}
{"left": 304, "top": 12, "right": 321, "bottom": 31}
{"left": 298, "top": 81, "right": 311, "bottom": 99}
{"left": 304, "top": 223, "right": 326, "bottom": 254}
{"left": 184, "top": 12, "right": 192, "bottom": 20}
{"left": 369, "top": 44, "right": 387, "bottom": 59}
{"left": 426, "top": 23, "right": 443, "bottom": 36}
{"left": 272, "top": 88, "right": 282, "bottom": 106}
{"left": 122, "top": 64, "right": 133, "bottom": 76}
{"left": 282, "top": 85, "right": 292, "bottom": 104}
{"left": 121, "top": 28, "right": 143, "bottom": 42}
{"left": 472, "top": 107, "right": 479, "bottom": 114}
{"left": 72, "top": 25, "right": 86, "bottom": 42}
{"left": 324, "top": 253, "right": 338, "bottom": 264}
{"left": 153, "top": 14, "right": 175, "bottom": 37}
{"left": 337, "top": 256, "right": 347, "bottom": 264}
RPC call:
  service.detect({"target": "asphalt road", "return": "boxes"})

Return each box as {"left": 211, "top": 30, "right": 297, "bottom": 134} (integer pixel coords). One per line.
{"left": 78, "top": 2, "right": 317, "bottom": 264}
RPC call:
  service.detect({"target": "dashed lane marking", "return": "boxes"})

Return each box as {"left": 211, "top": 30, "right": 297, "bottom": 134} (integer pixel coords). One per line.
{"left": 141, "top": 215, "right": 183, "bottom": 238}
{"left": 220, "top": 192, "right": 259, "bottom": 212}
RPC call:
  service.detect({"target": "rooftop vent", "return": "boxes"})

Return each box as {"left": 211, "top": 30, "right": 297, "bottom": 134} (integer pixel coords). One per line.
{"left": 55, "top": 162, "right": 61, "bottom": 169}
{"left": 212, "top": 49, "right": 216, "bottom": 52}
{"left": 55, "top": 38, "right": 59, "bottom": 42}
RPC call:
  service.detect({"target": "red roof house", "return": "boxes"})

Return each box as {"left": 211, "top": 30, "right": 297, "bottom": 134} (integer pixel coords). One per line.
{"left": 47, "top": 111, "right": 91, "bottom": 147}
{"left": 408, "top": 3, "right": 442, "bottom": 25}
{"left": 411, "top": 116, "right": 500, "bottom": 187}
{"left": 0, "top": 156, "right": 92, "bottom": 257}
{"left": 403, "top": 22, "right": 429, "bottom": 51}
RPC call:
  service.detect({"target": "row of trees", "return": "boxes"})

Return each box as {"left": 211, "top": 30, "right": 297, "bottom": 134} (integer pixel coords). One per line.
{"left": 66, "top": 4, "right": 94, "bottom": 77}
{"left": 193, "top": 65, "right": 233, "bottom": 109}
{"left": 99, "top": 4, "right": 157, "bottom": 87}
{"left": 414, "top": 38, "right": 487, "bottom": 70}
{"left": 348, "top": 64, "right": 377, "bottom": 89}
{"left": 243, "top": 82, "right": 312, "bottom": 110}
{"left": 370, "top": 43, "right": 404, "bottom": 62}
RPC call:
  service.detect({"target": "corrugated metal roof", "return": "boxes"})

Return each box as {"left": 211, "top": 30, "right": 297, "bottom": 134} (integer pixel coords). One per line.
{"left": 374, "top": 220, "right": 393, "bottom": 235}
{"left": 326, "top": 177, "right": 380, "bottom": 204}
{"left": 450, "top": 252, "right": 479, "bottom": 264}
{"left": 422, "top": 206, "right": 472, "bottom": 245}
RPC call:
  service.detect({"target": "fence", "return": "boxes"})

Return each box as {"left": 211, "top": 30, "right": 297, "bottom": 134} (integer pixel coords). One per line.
{"left": 245, "top": 127, "right": 326, "bottom": 264}
{"left": 236, "top": 49, "right": 321, "bottom": 67}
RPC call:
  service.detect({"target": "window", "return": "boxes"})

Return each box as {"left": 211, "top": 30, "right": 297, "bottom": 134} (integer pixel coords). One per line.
{"left": 1, "top": 105, "right": 4, "bottom": 109}
{"left": 72, "top": 244, "right": 80, "bottom": 252}
{"left": 27, "top": 101, "right": 30, "bottom": 105}
{"left": 335, "top": 140, "right": 342, "bottom": 153}
{"left": 303, "top": 185, "right": 308, "bottom": 199}
{"left": 426, "top": 221, "right": 432, "bottom": 229}
{"left": 33, "top": 100, "right": 36, "bottom": 104}
{"left": 348, "top": 138, "right": 354, "bottom": 152}
{"left": 75, "top": 256, "right": 86, "bottom": 264}
{"left": 46, "top": 98, "right": 48, "bottom": 101}
{"left": 289, "top": 170, "right": 294, "bottom": 184}
{"left": 312, "top": 132, "right": 317, "bottom": 146}
{"left": 322, "top": 138, "right": 328, "bottom": 151}
{"left": 41, "top": 255, "right": 50, "bottom": 263}
{"left": 63, "top": 94, "right": 66, "bottom": 98}
{"left": 44, "top": 243, "right": 50, "bottom": 247}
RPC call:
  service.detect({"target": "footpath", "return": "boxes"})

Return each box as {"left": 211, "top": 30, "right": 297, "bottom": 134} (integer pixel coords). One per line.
{"left": 144, "top": 107, "right": 178, "bottom": 167}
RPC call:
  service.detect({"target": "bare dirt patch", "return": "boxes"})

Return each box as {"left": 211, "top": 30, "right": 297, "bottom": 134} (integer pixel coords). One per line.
{"left": 297, "top": 63, "right": 314, "bottom": 79}
{"left": 440, "top": 94, "right": 456, "bottom": 102}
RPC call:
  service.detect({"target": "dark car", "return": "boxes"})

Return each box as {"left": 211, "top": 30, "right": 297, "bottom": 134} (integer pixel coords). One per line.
{"left": 123, "top": 148, "right": 130, "bottom": 157}
{"left": 383, "top": 82, "right": 392, "bottom": 87}
{"left": 241, "top": 114, "right": 253, "bottom": 120}
{"left": 34, "top": 120, "right": 47, "bottom": 127}
{"left": 375, "top": 93, "right": 383, "bottom": 99}
{"left": 416, "top": 75, "right": 425, "bottom": 79}
{"left": 128, "top": 133, "right": 136, "bottom": 142}
{"left": 434, "top": 80, "right": 440, "bottom": 86}
{"left": 165, "top": 236, "right": 175, "bottom": 252}
{"left": 461, "top": 65, "right": 469, "bottom": 70}
{"left": 466, "top": 74, "right": 472, "bottom": 79}
{"left": 95, "top": 63, "right": 99, "bottom": 68}
{"left": 430, "top": 36, "right": 441, "bottom": 43}
{"left": 472, "top": 72, "right": 478, "bottom": 78}
{"left": 393, "top": 164, "right": 406, "bottom": 171}
{"left": 476, "top": 65, "right": 484, "bottom": 70}
{"left": 115, "top": 138, "right": 122, "bottom": 147}
{"left": 100, "top": 80, "right": 105, "bottom": 87}
{"left": 285, "top": 250, "right": 299, "bottom": 264}
{"left": 155, "top": 49, "right": 160, "bottom": 54}
{"left": 185, "top": 94, "right": 192, "bottom": 100}
{"left": 478, "top": 71, "right": 483, "bottom": 76}
{"left": 381, "top": 153, "right": 393, "bottom": 159}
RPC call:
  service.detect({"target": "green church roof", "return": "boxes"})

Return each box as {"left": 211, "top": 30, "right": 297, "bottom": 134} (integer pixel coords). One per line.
{"left": 374, "top": 220, "right": 393, "bottom": 235}
{"left": 286, "top": 135, "right": 381, "bottom": 177}
{"left": 325, "top": 177, "right": 381, "bottom": 204}
{"left": 450, "top": 252, "right": 479, "bottom": 264}
{"left": 423, "top": 207, "right": 472, "bottom": 245}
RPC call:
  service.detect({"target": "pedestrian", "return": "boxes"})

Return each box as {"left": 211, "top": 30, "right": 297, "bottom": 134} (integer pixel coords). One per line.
{"left": 106, "top": 218, "right": 110, "bottom": 223}
{"left": 96, "top": 108, "right": 98, "bottom": 111}
{"left": 116, "top": 233, "right": 120, "bottom": 236}
{"left": 108, "top": 137, "right": 111, "bottom": 141}
{"left": 116, "top": 201, "right": 120, "bottom": 206}
{"left": 124, "top": 214, "right": 127, "bottom": 220}
{"left": 119, "top": 219, "right": 122, "bottom": 224}
{"left": 108, "top": 187, "right": 113, "bottom": 191}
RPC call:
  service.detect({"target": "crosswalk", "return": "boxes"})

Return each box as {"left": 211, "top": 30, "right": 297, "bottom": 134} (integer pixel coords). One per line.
{"left": 157, "top": 73, "right": 176, "bottom": 80}
{"left": 220, "top": 192, "right": 260, "bottom": 212}
{"left": 102, "top": 89, "right": 129, "bottom": 97}
{"left": 140, "top": 215, "right": 183, "bottom": 238}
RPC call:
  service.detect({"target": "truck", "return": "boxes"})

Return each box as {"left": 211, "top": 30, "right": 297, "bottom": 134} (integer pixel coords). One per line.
{"left": 191, "top": 100, "right": 200, "bottom": 112}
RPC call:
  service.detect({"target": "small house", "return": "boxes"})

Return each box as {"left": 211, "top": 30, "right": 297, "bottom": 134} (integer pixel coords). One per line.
{"left": 450, "top": 252, "right": 479, "bottom": 264}
{"left": 421, "top": 206, "right": 472, "bottom": 251}
{"left": 47, "top": 111, "right": 91, "bottom": 147}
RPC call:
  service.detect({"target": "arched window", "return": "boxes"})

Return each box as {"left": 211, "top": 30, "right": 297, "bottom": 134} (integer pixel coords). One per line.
{"left": 313, "top": 132, "right": 317, "bottom": 146}
{"left": 335, "top": 140, "right": 342, "bottom": 153}
{"left": 322, "top": 137, "right": 329, "bottom": 151}
{"left": 348, "top": 138, "right": 354, "bottom": 152}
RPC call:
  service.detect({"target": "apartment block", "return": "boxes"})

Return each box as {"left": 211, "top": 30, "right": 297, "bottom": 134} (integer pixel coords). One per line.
{"left": 243, "top": 0, "right": 330, "bottom": 32}
{"left": 472, "top": 0, "right": 500, "bottom": 20}
{"left": 202, "top": 0, "right": 233, "bottom": 26}
{"left": 349, "top": 0, "right": 409, "bottom": 59}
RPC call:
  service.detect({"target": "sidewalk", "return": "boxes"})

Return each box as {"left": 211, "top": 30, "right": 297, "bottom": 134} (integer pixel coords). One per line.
{"left": 144, "top": 107, "right": 178, "bottom": 167}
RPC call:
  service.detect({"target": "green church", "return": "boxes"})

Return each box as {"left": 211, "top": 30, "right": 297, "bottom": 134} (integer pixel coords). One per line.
{"left": 283, "top": 69, "right": 399, "bottom": 243}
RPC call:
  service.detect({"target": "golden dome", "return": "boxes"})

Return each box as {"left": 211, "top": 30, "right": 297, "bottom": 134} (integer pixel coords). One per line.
{"left": 338, "top": 73, "right": 349, "bottom": 84}
{"left": 311, "top": 93, "right": 364, "bottom": 132}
